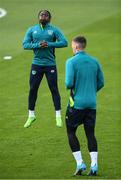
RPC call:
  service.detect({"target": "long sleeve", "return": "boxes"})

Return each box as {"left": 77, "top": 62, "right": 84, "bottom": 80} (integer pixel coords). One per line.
{"left": 47, "top": 27, "right": 68, "bottom": 48}
{"left": 22, "top": 27, "right": 40, "bottom": 50}
{"left": 97, "top": 63, "right": 104, "bottom": 91}
{"left": 65, "top": 60, "right": 74, "bottom": 89}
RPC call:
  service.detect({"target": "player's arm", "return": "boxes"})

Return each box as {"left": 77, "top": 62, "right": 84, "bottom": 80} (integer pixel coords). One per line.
{"left": 47, "top": 27, "right": 68, "bottom": 48}
{"left": 65, "top": 59, "right": 74, "bottom": 89}
{"left": 97, "top": 63, "right": 104, "bottom": 91}
{"left": 22, "top": 27, "right": 40, "bottom": 50}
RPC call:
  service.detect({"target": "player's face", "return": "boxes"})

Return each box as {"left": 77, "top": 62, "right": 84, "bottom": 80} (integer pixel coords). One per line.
{"left": 38, "top": 11, "right": 50, "bottom": 25}
{"left": 72, "top": 41, "right": 77, "bottom": 54}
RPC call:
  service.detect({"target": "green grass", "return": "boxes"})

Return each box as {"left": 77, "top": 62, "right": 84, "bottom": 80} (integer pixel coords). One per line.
{"left": 0, "top": 0, "right": 121, "bottom": 179}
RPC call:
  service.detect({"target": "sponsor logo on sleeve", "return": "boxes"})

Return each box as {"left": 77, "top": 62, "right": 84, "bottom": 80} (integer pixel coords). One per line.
{"left": 33, "top": 30, "right": 37, "bottom": 34}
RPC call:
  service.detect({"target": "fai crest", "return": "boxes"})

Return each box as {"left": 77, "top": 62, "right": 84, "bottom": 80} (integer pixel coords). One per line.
{"left": 48, "top": 30, "right": 53, "bottom": 35}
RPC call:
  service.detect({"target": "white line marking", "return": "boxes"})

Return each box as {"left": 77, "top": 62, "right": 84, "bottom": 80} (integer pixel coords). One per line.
{"left": 3, "top": 56, "right": 12, "bottom": 60}
{"left": 0, "top": 8, "right": 7, "bottom": 18}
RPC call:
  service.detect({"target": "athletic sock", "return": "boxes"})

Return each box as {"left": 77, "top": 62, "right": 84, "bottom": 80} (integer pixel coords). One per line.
{"left": 56, "top": 110, "right": 61, "bottom": 118}
{"left": 29, "top": 110, "right": 35, "bottom": 118}
{"left": 72, "top": 151, "right": 83, "bottom": 166}
{"left": 90, "top": 152, "right": 98, "bottom": 167}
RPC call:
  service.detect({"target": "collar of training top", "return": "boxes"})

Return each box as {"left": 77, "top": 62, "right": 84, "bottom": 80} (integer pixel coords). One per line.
{"left": 39, "top": 23, "right": 50, "bottom": 28}
{"left": 75, "top": 51, "right": 86, "bottom": 55}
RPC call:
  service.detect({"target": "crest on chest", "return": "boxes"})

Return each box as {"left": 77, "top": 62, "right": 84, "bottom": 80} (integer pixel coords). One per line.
{"left": 47, "top": 30, "right": 53, "bottom": 35}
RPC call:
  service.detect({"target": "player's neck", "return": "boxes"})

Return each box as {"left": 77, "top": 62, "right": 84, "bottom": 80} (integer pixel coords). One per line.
{"left": 75, "top": 49, "right": 85, "bottom": 54}
{"left": 40, "top": 23, "right": 49, "bottom": 28}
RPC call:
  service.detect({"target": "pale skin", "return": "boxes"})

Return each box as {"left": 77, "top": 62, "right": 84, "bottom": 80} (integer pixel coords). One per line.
{"left": 72, "top": 41, "right": 85, "bottom": 54}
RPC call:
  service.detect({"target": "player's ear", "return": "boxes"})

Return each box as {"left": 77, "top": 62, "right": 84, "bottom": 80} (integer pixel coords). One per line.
{"left": 75, "top": 44, "right": 78, "bottom": 50}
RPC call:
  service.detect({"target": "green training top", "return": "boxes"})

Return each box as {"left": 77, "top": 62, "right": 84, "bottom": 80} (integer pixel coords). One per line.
{"left": 65, "top": 51, "right": 104, "bottom": 109}
{"left": 23, "top": 23, "right": 68, "bottom": 66}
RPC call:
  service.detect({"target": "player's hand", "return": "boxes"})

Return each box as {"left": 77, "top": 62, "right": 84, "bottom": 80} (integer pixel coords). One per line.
{"left": 40, "top": 41, "right": 48, "bottom": 48}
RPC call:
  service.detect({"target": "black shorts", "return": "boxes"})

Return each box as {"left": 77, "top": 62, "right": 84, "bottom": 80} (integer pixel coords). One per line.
{"left": 65, "top": 106, "right": 96, "bottom": 128}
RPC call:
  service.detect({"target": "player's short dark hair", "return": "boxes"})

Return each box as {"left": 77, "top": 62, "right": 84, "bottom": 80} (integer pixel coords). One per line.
{"left": 38, "top": 10, "right": 51, "bottom": 19}
{"left": 72, "top": 36, "right": 87, "bottom": 48}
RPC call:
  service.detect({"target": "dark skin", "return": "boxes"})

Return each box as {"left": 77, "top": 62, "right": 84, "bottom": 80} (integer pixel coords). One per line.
{"left": 38, "top": 11, "right": 50, "bottom": 48}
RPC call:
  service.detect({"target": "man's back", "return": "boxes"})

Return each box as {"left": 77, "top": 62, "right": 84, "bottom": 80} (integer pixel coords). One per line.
{"left": 65, "top": 51, "right": 104, "bottom": 109}
{"left": 65, "top": 36, "right": 104, "bottom": 176}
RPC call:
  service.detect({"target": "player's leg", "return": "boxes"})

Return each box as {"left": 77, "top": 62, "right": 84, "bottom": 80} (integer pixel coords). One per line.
{"left": 24, "top": 65, "right": 44, "bottom": 128}
{"left": 84, "top": 109, "right": 98, "bottom": 175}
{"left": 45, "top": 66, "right": 62, "bottom": 127}
{"left": 65, "top": 106, "right": 86, "bottom": 175}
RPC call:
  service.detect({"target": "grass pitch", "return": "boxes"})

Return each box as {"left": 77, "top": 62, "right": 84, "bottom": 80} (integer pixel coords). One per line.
{"left": 0, "top": 0, "right": 121, "bottom": 179}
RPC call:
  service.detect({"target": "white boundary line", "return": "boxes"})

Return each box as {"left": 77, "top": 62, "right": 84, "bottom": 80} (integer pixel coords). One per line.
{"left": 0, "top": 8, "right": 7, "bottom": 18}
